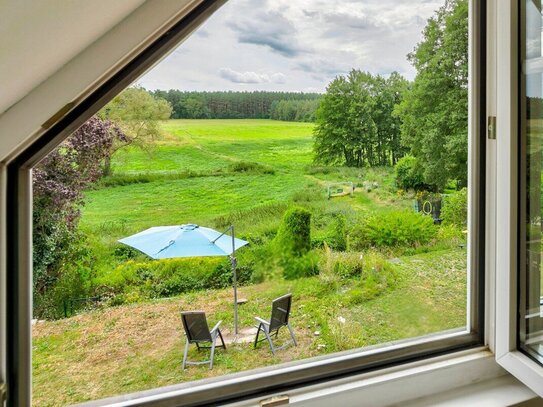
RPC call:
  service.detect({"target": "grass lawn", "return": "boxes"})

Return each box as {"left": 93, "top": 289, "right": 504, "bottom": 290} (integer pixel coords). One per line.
{"left": 32, "top": 119, "right": 468, "bottom": 405}
{"left": 81, "top": 120, "right": 403, "bottom": 237}
{"left": 79, "top": 119, "right": 407, "bottom": 280}
{"left": 32, "top": 249, "right": 466, "bottom": 406}
{"left": 111, "top": 119, "right": 314, "bottom": 174}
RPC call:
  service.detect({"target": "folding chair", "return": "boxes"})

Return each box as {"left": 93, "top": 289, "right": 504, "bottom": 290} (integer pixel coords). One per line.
{"left": 254, "top": 293, "right": 297, "bottom": 355}
{"left": 181, "top": 311, "right": 226, "bottom": 369}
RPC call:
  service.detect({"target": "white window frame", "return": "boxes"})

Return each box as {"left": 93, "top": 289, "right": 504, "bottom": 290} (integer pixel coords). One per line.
{"left": 3, "top": 0, "right": 538, "bottom": 405}
{"left": 494, "top": 0, "right": 543, "bottom": 396}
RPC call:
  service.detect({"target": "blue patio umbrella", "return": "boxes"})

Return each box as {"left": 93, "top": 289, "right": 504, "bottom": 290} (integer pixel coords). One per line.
{"left": 119, "top": 224, "right": 249, "bottom": 334}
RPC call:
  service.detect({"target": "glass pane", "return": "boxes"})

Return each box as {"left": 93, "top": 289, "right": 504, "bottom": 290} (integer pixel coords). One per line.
{"left": 521, "top": 0, "right": 543, "bottom": 364}
{"left": 31, "top": 0, "right": 472, "bottom": 404}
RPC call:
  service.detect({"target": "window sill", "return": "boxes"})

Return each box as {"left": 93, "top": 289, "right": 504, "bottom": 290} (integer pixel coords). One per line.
{"left": 75, "top": 348, "right": 536, "bottom": 407}
{"left": 224, "top": 349, "right": 536, "bottom": 407}
{"left": 497, "top": 351, "right": 543, "bottom": 398}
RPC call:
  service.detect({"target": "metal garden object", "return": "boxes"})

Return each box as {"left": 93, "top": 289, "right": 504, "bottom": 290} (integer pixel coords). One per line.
{"left": 119, "top": 224, "right": 248, "bottom": 335}
{"left": 254, "top": 294, "right": 297, "bottom": 355}
{"left": 181, "top": 311, "right": 226, "bottom": 369}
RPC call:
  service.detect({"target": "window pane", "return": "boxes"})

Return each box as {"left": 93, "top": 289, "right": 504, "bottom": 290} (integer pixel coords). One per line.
{"left": 31, "top": 0, "right": 473, "bottom": 404}
{"left": 521, "top": 0, "right": 543, "bottom": 365}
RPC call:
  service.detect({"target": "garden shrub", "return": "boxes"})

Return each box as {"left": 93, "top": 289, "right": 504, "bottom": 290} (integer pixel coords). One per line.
{"left": 441, "top": 188, "right": 467, "bottom": 227}
{"left": 33, "top": 237, "right": 96, "bottom": 319}
{"left": 437, "top": 224, "right": 464, "bottom": 242}
{"left": 272, "top": 207, "right": 318, "bottom": 279}
{"left": 335, "top": 215, "right": 347, "bottom": 249}
{"left": 229, "top": 161, "right": 275, "bottom": 175}
{"left": 319, "top": 247, "right": 364, "bottom": 281}
{"left": 275, "top": 207, "right": 312, "bottom": 255}
{"left": 280, "top": 251, "right": 319, "bottom": 280}
{"left": 319, "top": 244, "right": 341, "bottom": 285}
{"left": 33, "top": 262, "right": 94, "bottom": 319}
{"left": 327, "top": 214, "right": 347, "bottom": 251}
{"left": 312, "top": 213, "right": 347, "bottom": 251}
{"left": 346, "top": 250, "right": 396, "bottom": 304}
{"left": 319, "top": 247, "right": 396, "bottom": 304}
{"left": 113, "top": 244, "right": 140, "bottom": 260}
{"left": 394, "top": 155, "right": 429, "bottom": 191}
{"left": 95, "top": 257, "right": 255, "bottom": 303}
{"left": 348, "top": 210, "right": 437, "bottom": 250}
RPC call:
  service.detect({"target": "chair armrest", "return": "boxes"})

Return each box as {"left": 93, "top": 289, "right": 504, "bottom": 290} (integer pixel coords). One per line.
{"left": 254, "top": 316, "right": 270, "bottom": 325}
{"left": 210, "top": 320, "right": 222, "bottom": 334}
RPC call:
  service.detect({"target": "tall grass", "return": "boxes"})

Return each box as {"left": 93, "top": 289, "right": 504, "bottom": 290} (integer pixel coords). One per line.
{"left": 98, "top": 161, "right": 275, "bottom": 188}
{"left": 212, "top": 202, "right": 288, "bottom": 231}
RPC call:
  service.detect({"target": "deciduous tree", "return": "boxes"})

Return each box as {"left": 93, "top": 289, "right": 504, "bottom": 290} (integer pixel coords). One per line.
{"left": 99, "top": 87, "right": 172, "bottom": 174}
{"left": 33, "top": 117, "right": 126, "bottom": 302}
{"left": 313, "top": 70, "right": 407, "bottom": 167}
{"left": 395, "top": 0, "right": 468, "bottom": 190}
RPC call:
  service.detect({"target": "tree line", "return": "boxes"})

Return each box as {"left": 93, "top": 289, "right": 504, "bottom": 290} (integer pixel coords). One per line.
{"left": 313, "top": 0, "right": 468, "bottom": 190}
{"left": 270, "top": 99, "right": 321, "bottom": 122}
{"left": 151, "top": 90, "right": 321, "bottom": 121}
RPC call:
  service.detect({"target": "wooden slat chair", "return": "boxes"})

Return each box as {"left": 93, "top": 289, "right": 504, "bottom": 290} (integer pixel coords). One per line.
{"left": 254, "top": 294, "right": 297, "bottom": 355}
{"left": 181, "top": 311, "right": 225, "bottom": 369}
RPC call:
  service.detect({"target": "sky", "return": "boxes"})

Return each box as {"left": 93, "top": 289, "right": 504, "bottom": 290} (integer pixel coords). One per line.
{"left": 137, "top": 0, "right": 444, "bottom": 93}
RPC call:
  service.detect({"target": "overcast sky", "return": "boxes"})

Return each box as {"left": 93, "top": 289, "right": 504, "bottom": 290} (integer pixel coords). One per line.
{"left": 137, "top": 0, "right": 444, "bottom": 93}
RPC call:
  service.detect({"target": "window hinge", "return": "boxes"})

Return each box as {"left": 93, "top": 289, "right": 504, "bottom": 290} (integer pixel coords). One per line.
{"left": 487, "top": 116, "right": 497, "bottom": 139}
{"left": 0, "top": 382, "right": 6, "bottom": 406}
{"left": 260, "top": 395, "right": 289, "bottom": 406}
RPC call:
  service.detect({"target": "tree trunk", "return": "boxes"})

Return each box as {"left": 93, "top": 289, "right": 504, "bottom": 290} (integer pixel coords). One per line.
{"left": 103, "top": 156, "right": 112, "bottom": 176}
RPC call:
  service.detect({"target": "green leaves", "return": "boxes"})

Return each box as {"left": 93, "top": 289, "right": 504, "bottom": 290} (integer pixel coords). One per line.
{"left": 99, "top": 87, "right": 173, "bottom": 171}
{"left": 313, "top": 70, "right": 408, "bottom": 167}
{"left": 441, "top": 188, "right": 468, "bottom": 227}
{"left": 396, "top": 0, "right": 468, "bottom": 191}
{"left": 348, "top": 211, "right": 437, "bottom": 250}
{"left": 394, "top": 155, "right": 430, "bottom": 192}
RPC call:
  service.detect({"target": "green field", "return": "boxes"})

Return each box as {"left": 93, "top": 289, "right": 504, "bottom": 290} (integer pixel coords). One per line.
{"left": 33, "top": 119, "right": 467, "bottom": 406}
{"left": 79, "top": 120, "right": 406, "bottom": 279}
{"left": 81, "top": 120, "right": 315, "bottom": 232}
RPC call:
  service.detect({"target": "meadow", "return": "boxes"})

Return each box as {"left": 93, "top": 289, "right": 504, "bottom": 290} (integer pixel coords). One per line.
{"left": 32, "top": 119, "right": 467, "bottom": 405}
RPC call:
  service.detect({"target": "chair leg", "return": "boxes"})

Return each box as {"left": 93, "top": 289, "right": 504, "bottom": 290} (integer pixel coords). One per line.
{"left": 263, "top": 327, "right": 275, "bottom": 355}
{"left": 254, "top": 324, "right": 262, "bottom": 348}
{"left": 209, "top": 338, "right": 217, "bottom": 369}
{"left": 182, "top": 340, "right": 190, "bottom": 370}
{"left": 287, "top": 323, "right": 297, "bottom": 346}
{"left": 218, "top": 329, "right": 226, "bottom": 349}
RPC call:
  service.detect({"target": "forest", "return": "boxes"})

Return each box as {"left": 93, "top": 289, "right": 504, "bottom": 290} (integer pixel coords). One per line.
{"left": 151, "top": 89, "right": 321, "bottom": 121}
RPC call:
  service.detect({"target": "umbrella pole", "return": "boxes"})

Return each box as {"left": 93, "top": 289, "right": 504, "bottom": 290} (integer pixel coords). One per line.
{"left": 213, "top": 224, "right": 241, "bottom": 337}
{"left": 231, "top": 225, "right": 238, "bottom": 336}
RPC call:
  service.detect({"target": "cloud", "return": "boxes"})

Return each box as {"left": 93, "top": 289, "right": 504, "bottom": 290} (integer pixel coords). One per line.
{"left": 229, "top": 10, "right": 306, "bottom": 57}
{"left": 139, "top": 0, "right": 445, "bottom": 92}
{"left": 237, "top": 35, "right": 303, "bottom": 57}
{"left": 270, "top": 72, "right": 287, "bottom": 83}
{"left": 296, "top": 60, "right": 348, "bottom": 76}
{"left": 195, "top": 29, "right": 209, "bottom": 38}
{"left": 219, "top": 68, "right": 286, "bottom": 84}
{"left": 302, "top": 9, "right": 318, "bottom": 18}
{"left": 322, "top": 11, "right": 380, "bottom": 30}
